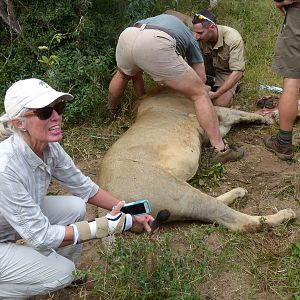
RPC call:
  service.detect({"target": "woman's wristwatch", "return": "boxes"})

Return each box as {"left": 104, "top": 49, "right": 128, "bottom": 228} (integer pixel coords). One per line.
{"left": 274, "top": 0, "right": 284, "bottom": 2}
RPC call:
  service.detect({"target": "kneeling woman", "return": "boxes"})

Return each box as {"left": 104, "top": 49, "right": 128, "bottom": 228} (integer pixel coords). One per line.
{"left": 0, "top": 78, "right": 153, "bottom": 299}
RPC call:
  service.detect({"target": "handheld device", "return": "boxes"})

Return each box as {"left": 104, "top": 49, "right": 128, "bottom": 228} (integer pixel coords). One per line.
{"left": 120, "top": 199, "right": 151, "bottom": 216}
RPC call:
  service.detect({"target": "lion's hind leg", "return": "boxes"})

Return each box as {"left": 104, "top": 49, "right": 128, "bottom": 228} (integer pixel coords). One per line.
{"left": 229, "top": 208, "right": 296, "bottom": 232}
{"left": 216, "top": 187, "right": 248, "bottom": 206}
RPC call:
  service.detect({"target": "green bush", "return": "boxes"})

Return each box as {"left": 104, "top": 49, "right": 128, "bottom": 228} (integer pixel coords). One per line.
{"left": 0, "top": 0, "right": 182, "bottom": 121}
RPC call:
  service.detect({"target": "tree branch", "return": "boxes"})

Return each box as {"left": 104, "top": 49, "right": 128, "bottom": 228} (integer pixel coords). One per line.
{"left": 0, "top": 0, "right": 39, "bottom": 58}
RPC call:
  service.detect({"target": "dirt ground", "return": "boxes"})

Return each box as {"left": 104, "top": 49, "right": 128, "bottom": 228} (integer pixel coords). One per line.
{"left": 36, "top": 105, "right": 300, "bottom": 300}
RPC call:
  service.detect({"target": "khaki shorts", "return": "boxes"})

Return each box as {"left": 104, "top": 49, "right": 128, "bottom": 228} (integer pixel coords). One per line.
{"left": 116, "top": 27, "right": 190, "bottom": 81}
{"left": 272, "top": 7, "right": 300, "bottom": 79}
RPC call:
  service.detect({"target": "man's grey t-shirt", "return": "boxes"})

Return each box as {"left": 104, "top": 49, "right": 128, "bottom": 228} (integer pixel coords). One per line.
{"left": 137, "top": 14, "right": 203, "bottom": 65}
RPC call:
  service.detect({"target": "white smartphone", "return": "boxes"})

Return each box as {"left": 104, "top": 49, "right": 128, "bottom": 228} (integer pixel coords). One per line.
{"left": 120, "top": 199, "right": 152, "bottom": 216}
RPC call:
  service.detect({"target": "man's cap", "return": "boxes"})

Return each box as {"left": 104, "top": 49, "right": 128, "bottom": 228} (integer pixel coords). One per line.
{"left": 4, "top": 78, "right": 73, "bottom": 119}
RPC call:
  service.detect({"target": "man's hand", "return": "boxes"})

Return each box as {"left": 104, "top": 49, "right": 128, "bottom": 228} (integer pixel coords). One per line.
{"left": 209, "top": 91, "right": 219, "bottom": 100}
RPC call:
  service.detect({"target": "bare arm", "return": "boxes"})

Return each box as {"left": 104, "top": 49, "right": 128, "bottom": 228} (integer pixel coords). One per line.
{"left": 87, "top": 188, "right": 120, "bottom": 209}
{"left": 192, "top": 62, "right": 206, "bottom": 83}
{"left": 59, "top": 189, "right": 120, "bottom": 247}
{"left": 209, "top": 70, "right": 243, "bottom": 100}
{"left": 60, "top": 226, "right": 75, "bottom": 247}
{"left": 60, "top": 189, "right": 153, "bottom": 247}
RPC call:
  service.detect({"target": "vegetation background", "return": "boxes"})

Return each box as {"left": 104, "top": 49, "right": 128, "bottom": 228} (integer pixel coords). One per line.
{"left": 0, "top": 0, "right": 282, "bottom": 122}
{"left": 1, "top": 0, "right": 299, "bottom": 299}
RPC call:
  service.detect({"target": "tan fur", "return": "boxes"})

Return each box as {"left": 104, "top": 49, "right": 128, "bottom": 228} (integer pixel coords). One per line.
{"left": 97, "top": 88, "right": 296, "bottom": 232}
{"left": 255, "top": 100, "right": 300, "bottom": 124}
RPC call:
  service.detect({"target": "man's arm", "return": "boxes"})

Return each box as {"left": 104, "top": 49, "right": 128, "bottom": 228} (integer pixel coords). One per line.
{"left": 191, "top": 62, "right": 206, "bottom": 83}
{"left": 209, "top": 70, "right": 243, "bottom": 100}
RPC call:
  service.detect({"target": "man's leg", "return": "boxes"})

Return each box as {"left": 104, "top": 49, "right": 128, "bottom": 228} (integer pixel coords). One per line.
{"left": 164, "top": 68, "right": 243, "bottom": 163}
{"left": 108, "top": 69, "right": 132, "bottom": 111}
{"left": 165, "top": 68, "right": 223, "bottom": 150}
{"left": 264, "top": 78, "right": 300, "bottom": 160}
{"left": 265, "top": 6, "right": 300, "bottom": 160}
{"left": 279, "top": 78, "right": 300, "bottom": 130}
{"left": 0, "top": 243, "right": 75, "bottom": 299}
{"left": 132, "top": 71, "right": 145, "bottom": 98}
{"left": 108, "top": 69, "right": 145, "bottom": 119}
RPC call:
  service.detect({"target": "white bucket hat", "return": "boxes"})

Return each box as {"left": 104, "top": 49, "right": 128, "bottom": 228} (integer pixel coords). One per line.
{"left": 2, "top": 78, "right": 73, "bottom": 120}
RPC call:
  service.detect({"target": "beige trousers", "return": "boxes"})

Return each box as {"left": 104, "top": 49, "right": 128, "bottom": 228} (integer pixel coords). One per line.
{"left": 0, "top": 195, "right": 86, "bottom": 299}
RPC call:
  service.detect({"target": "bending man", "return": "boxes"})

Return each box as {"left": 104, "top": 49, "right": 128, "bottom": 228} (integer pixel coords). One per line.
{"left": 108, "top": 14, "right": 244, "bottom": 163}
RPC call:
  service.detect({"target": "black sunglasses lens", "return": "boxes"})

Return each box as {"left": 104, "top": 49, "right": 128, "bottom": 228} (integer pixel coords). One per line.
{"left": 35, "top": 102, "right": 66, "bottom": 120}
{"left": 54, "top": 102, "right": 66, "bottom": 115}
{"left": 36, "top": 107, "right": 53, "bottom": 120}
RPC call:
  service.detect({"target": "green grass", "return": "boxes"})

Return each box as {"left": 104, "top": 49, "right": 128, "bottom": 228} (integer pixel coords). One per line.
{"left": 86, "top": 226, "right": 242, "bottom": 299}
{"left": 189, "top": 162, "right": 225, "bottom": 190}
{"left": 79, "top": 224, "right": 299, "bottom": 300}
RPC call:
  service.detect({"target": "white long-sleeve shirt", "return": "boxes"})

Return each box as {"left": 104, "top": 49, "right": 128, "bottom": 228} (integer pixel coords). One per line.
{"left": 0, "top": 133, "right": 99, "bottom": 251}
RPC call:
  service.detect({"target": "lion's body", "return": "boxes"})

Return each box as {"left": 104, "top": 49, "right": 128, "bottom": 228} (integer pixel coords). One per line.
{"left": 98, "top": 88, "right": 296, "bottom": 232}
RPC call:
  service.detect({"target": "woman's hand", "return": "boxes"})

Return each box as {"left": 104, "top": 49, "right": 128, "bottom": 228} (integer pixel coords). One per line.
{"left": 109, "top": 201, "right": 154, "bottom": 233}
{"left": 132, "top": 214, "right": 154, "bottom": 233}
{"left": 109, "top": 201, "right": 125, "bottom": 216}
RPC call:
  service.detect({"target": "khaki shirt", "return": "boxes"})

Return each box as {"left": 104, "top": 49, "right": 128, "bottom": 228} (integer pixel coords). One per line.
{"left": 200, "top": 25, "right": 245, "bottom": 75}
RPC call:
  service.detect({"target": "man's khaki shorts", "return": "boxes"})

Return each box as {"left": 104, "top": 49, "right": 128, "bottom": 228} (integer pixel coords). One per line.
{"left": 272, "top": 7, "right": 300, "bottom": 79}
{"left": 116, "top": 26, "right": 190, "bottom": 81}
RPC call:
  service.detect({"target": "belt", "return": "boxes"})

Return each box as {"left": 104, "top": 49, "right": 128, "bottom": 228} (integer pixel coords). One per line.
{"left": 133, "top": 23, "right": 174, "bottom": 38}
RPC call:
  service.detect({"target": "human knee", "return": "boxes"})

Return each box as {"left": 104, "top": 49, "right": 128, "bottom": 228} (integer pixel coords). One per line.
{"left": 59, "top": 259, "right": 76, "bottom": 281}
{"left": 117, "top": 69, "right": 133, "bottom": 81}
{"left": 176, "top": 82, "right": 207, "bottom": 103}
{"left": 70, "top": 197, "right": 86, "bottom": 222}
{"left": 45, "top": 259, "right": 75, "bottom": 291}
{"left": 185, "top": 79, "right": 208, "bottom": 102}
{"left": 59, "top": 196, "right": 86, "bottom": 222}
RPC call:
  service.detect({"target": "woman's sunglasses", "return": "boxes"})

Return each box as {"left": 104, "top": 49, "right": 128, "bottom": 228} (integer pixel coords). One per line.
{"left": 24, "top": 101, "right": 66, "bottom": 120}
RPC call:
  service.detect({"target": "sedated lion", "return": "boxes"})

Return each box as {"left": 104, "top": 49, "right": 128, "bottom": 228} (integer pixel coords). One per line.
{"left": 97, "top": 88, "right": 296, "bottom": 232}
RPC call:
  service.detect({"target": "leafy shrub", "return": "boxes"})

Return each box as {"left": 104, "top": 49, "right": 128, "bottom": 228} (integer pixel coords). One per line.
{"left": 1, "top": 0, "right": 181, "bottom": 121}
